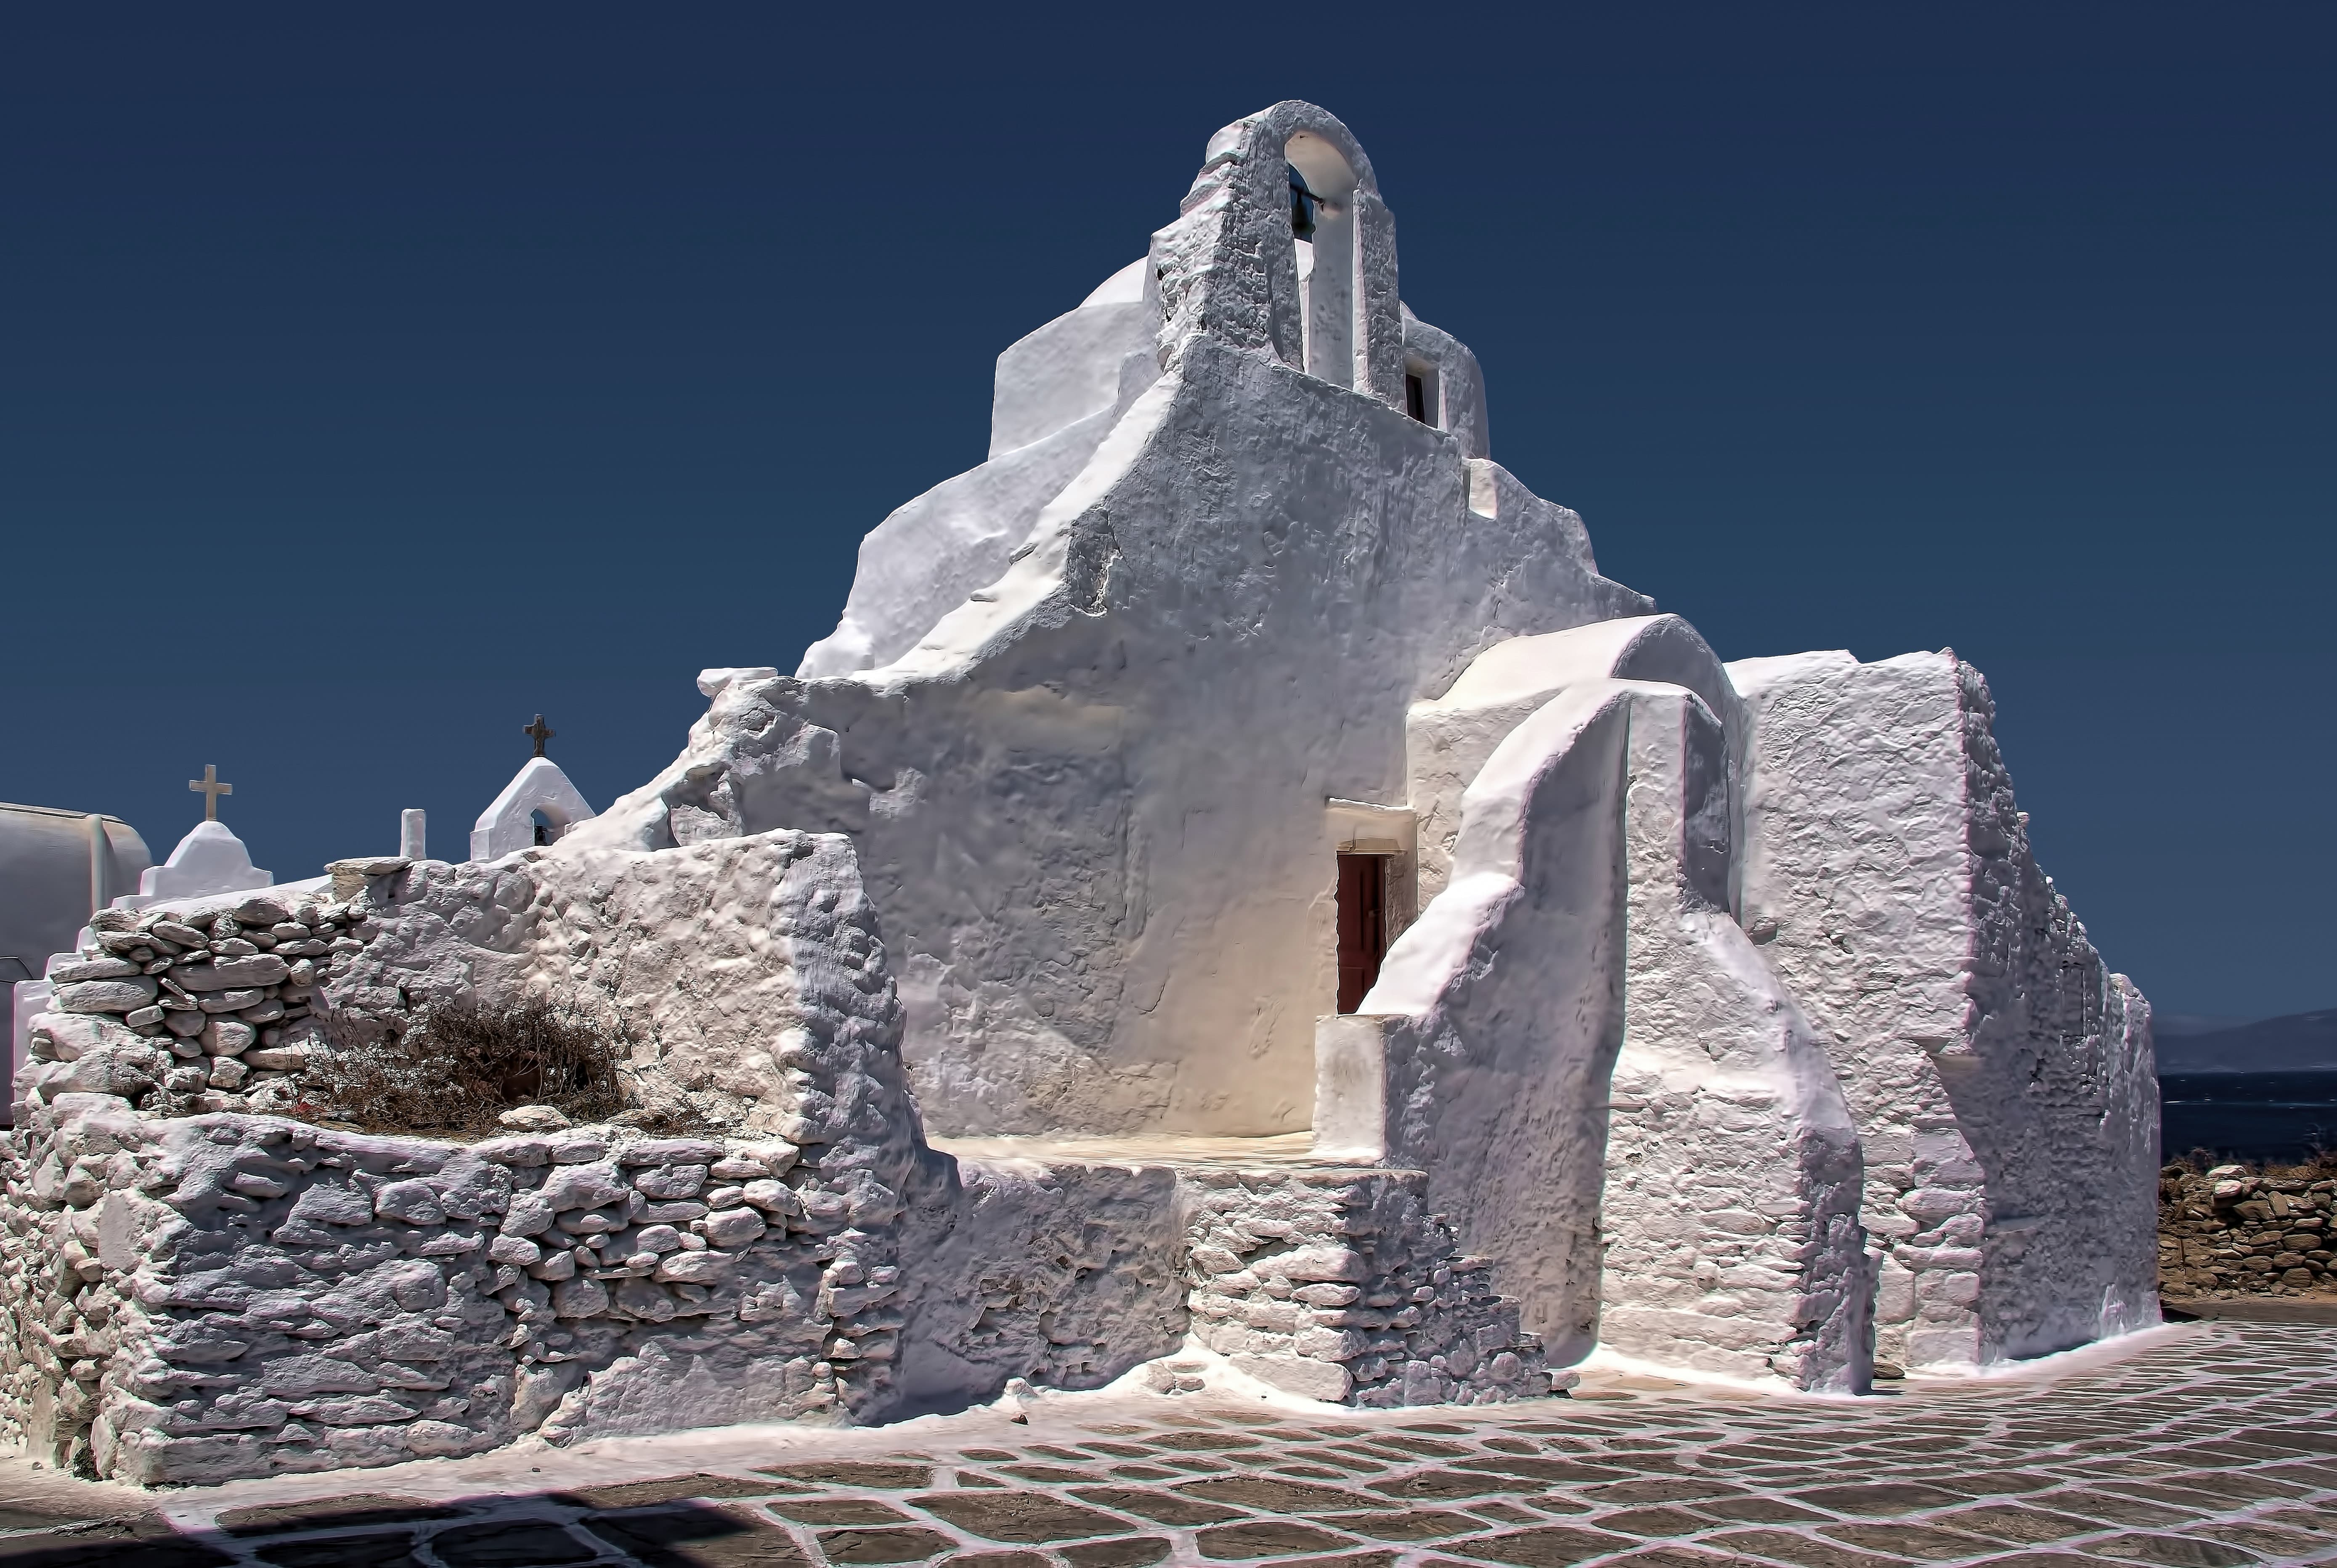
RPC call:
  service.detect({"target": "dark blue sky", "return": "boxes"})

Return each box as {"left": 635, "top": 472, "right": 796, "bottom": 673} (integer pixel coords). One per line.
{"left": 5, "top": 7, "right": 2330, "bottom": 1019}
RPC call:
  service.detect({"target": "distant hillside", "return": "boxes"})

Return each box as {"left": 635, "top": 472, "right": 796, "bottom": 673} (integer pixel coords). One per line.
{"left": 2157, "top": 1009, "right": 2337, "bottom": 1074}
{"left": 2155, "top": 1013, "right": 2257, "bottom": 1038}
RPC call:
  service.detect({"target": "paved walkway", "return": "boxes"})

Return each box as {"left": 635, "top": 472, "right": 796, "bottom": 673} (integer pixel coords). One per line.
{"left": 1, "top": 1321, "right": 2331, "bottom": 1567}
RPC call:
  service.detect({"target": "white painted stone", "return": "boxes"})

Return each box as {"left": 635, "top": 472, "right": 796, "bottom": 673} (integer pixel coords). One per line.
{"left": 400, "top": 808, "right": 427, "bottom": 860}
{"left": 1357, "top": 666, "right": 1868, "bottom": 1390}
{"left": 1404, "top": 614, "right": 1742, "bottom": 908}
{"left": 7, "top": 980, "right": 52, "bottom": 1128}
{"left": 134, "top": 820, "right": 272, "bottom": 903}
{"left": 1228, "top": 1353, "right": 1350, "bottom": 1401}
{"left": 797, "top": 262, "right": 1160, "bottom": 680}
{"left": 470, "top": 756, "right": 595, "bottom": 863}
{"left": 570, "top": 101, "right": 1650, "bottom": 1138}
{"left": 1595, "top": 682, "right": 1868, "bottom": 1393}
{"left": 1728, "top": 648, "right": 2158, "bottom": 1369}
{"left": 0, "top": 103, "right": 2165, "bottom": 1478}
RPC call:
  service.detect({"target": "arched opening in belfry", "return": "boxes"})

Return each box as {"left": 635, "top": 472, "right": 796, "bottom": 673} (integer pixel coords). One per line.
{"left": 531, "top": 808, "right": 554, "bottom": 847}
{"left": 1289, "top": 165, "right": 1321, "bottom": 241}
{"left": 1284, "top": 131, "right": 1359, "bottom": 388}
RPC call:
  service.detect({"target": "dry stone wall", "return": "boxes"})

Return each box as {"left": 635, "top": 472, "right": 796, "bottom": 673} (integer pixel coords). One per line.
{"left": 3, "top": 808, "right": 1586, "bottom": 1484}
{"left": 19, "top": 893, "right": 352, "bottom": 1123}
{"left": 0, "top": 1100, "right": 884, "bottom": 1483}
{"left": 0, "top": 1097, "right": 1205, "bottom": 1485}
{"left": 19, "top": 830, "right": 925, "bottom": 1157}
{"left": 2159, "top": 1164, "right": 2336, "bottom": 1298}
{"left": 1180, "top": 1167, "right": 1549, "bottom": 1408}
{"left": 0, "top": 826, "right": 1197, "bottom": 1485}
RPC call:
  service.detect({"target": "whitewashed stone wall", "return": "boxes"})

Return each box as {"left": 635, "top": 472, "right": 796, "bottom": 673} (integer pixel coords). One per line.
{"left": 1358, "top": 668, "right": 1870, "bottom": 1392}
{"left": 1, "top": 829, "right": 912, "bottom": 1481}
{"left": 1361, "top": 688, "right": 1633, "bottom": 1369}
{"left": 318, "top": 830, "right": 921, "bottom": 1139}
{"left": 3, "top": 804, "right": 1576, "bottom": 1483}
{"left": 1404, "top": 615, "right": 1742, "bottom": 910}
{"left": 883, "top": 1155, "right": 1187, "bottom": 1421}
{"left": 1182, "top": 1166, "right": 1549, "bottom": 1408}
{"left": 533, "top": 77, "right": 2152, "bottom": 1391}
{"left": 1729, "top": 650, "right": 2159, "bottom": 1371}
{"left": 5, "top": 100, "right": 2167, "bottom": 1470}
{"left": 798, "top": 262, "right": 1161, "bottom": 681}
{"left": 563, "top": 101, "right": 1650, "bottom": 1141}
{"left": 0, "top": 1099, "right": 1012, "bottom": 1483}
{"left": 0, "top": 857, "right": 1196, "bottom": 1486}
{"left": 1599, "top": 683, "right": 1869, "bottom": 1392}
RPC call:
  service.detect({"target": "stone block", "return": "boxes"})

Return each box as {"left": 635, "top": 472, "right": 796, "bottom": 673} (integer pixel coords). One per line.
{"left": 1277, "top": 1245, "right": 1366, "bottom": 1282}
{"left": 403, "top": 1419, "right": 476, "bottom": 1457}
{"left": 54, "top": 978, "right": 158, "bottom": 1013}
{"left": 374, "top": 1181, "right": 447, "bottom": 1225}
{"left": 176, "top": 956, "right": 290, "bottom": 991}
{"left": 1229, "top": 1353, "right": 1351, "bottom": 1401}
{"left": 552, "top": 1277, "right": 610, "bottom": 1317}
{"left": 202, "top": 1019, "right": 255, "bottom": 1055}
{"left": 1294, "top": 1326, "right": 1369, "bottom": 1361}
{"left": 655, "top": 1250, "right": 732, "bottom": 1285}
{"left": 50, "top": 958, "right": 141, "bottom": 984}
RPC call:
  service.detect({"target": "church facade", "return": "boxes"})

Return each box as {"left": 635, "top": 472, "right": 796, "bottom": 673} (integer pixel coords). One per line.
{"left": 1, "top": 103, "right": 2158, "bottom": 1483}
{"left": 570, "top": 98, "right": 2158, "bottom": 1380}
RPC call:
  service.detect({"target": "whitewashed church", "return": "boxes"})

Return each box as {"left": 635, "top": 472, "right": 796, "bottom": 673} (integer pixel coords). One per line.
{"left": 2, "top": 102, "right": 2157, "bottom": 1484}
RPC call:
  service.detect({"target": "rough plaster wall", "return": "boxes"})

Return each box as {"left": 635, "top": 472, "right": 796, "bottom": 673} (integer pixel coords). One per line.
{"left": 1368, "top": 674, "right": 1868, "bottom": 1390}
{"left": 327, "top": 833, "right": 907, "bottom": 1140}
{"left": 882, "top": 1155, "right": 1186, "bottom": 1420}
{"left": 1367, "top": 686, "right": 1632, "bottom": 1364}
{"left": 570, "top": 336, "right": 1644, "bottom": 1140}
{"left": 1406, "top": 615, "right": 1739, "bottom": 908}
{"left": 987, "top": 297, "right": 1157, "bottom": 458}
{"left": 799, "top": 289, "right": 1160, "bottom": 680}
{"left": 1729, "top": 650, "right": 2158, "bottom": 1369}
{"left": 1398, "top": 310, "right": 1489, "bottom": 461}
{"left": 1150, "top": 104, "right": 1358, "bottom": 377}
{"left": 568, "top": 101, "right": 1646, "bottom": 1139}
{"left": 1598, "top": 683, "right": 1870, "bottom": 1392}
{"left": 1182, "top": 1167, "right": 1547, "bottom": 1407}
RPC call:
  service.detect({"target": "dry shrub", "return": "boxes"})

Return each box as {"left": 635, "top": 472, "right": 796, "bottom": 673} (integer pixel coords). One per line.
{"left": 305, "top": 997, "right": 624, "bottom": 1134}
{"left": 2167, "top": 1146, "right": 2337, "bottom": 1182}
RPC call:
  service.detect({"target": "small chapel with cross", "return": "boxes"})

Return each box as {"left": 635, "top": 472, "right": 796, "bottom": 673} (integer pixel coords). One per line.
{"left": 117, "top": 762, "right": 276, "bottom": 906}
{"left": 469, "top": 715, "right": 597, "bottom": 861}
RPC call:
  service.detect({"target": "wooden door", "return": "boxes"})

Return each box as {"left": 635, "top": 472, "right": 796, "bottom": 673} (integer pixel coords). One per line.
{"left": 1336, "top": 852, "right": 1387, "bottom": 1013}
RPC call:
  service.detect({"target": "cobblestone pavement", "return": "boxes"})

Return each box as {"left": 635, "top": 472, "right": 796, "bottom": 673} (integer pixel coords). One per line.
{"left": 0, "top": 1322, "right": 2330, "bottom": 1567}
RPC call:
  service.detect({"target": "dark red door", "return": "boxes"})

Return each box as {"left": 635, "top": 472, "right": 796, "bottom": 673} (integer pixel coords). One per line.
{"left": 1336, "top": 853, "right": 1387, "bottom": 1013}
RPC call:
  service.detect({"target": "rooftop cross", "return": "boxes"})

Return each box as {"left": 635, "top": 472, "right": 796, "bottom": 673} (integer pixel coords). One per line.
{"left": 188, "top": 764, "right": 232, "bottom": 821}
{"left": 524, "top": 714, "right": 555, "bottom": 758}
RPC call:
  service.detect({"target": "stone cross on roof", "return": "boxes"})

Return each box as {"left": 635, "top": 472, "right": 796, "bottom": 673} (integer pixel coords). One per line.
{"left": 524, "top": 715, "right": 554, "bottom": 758}
{"left": 187, "top": 764, "right": 232, "bottom": 822}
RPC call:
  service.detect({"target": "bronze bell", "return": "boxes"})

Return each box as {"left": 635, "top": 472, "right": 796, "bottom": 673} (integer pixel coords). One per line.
{"left": 1288, "top": 165, "right": 1318, "bottom": 241}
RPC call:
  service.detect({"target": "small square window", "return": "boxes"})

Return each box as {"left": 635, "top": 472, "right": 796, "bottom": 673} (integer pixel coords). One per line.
{"left": 1403, "top": 363, "right": 1439, "bottom": 426}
